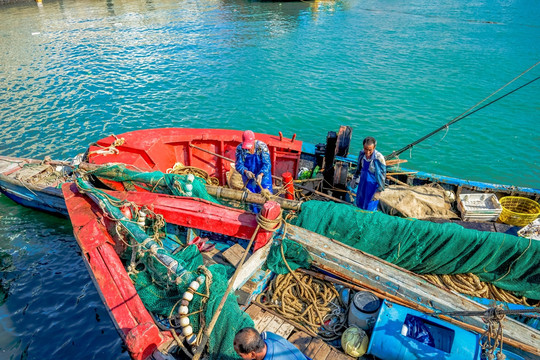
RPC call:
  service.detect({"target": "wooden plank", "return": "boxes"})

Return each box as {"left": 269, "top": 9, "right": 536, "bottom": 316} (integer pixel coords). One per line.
{"left": 222, "top": 243, "right": 245, "bottom": 267}
{"left": 386, "top": 159, "right": 407, "bottom": 166}
{"left": 286, "top": 224, "right": 540, "bottom": 354}
{"left": 262, "top": 316, "right": 284, "bottom": 334}
{"left": 255, "top": 312, "right": 275, "bottom": 333}
{"left": 249, "top": 307, "right": 268, "bottom": 330}
{"left": 304, "top": 337, "right": 325, "bottom": 359}
{"left": 288, "top": 331, "right": 312, "bottom": 353}
{"left": 313, "top": 340, "right": 332, "bottom": 359}
{"left": 274, "top": 322, "right": 295, "bottom": 339}
{"left": 231, "top": 238, "right": 273, "bottom": 290}
{"left": 325, "top": 349, "right": 354, "bottom": 360}
{"left": 245, "top": 304, "right": 263, "bottom": 319}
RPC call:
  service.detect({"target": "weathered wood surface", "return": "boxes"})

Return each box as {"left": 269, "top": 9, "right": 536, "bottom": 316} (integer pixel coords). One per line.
{"left": 231, "top": 239, "right": 273, "bottom": 290}
{"left": 285, "top": 224, "right": 540, "bottom": 355}
{"left": 246, "top": 304, "right": 355, "bottom": 359}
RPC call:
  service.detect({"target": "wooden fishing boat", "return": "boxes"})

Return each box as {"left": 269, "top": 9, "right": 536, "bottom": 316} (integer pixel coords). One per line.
{"left": 85, "top": 128, "right": 540, "bottom": 226}
{"left": 0, "top": 156, "right": 75, "bottom": 216}
{"left": 2, "top": 128, "right": 539, "bottom": 226}
{"left": 61, "top": 180, "right": 539, "bottom": 360}
{"left": 2, "top": 130, "right": 539, "bottom": 307}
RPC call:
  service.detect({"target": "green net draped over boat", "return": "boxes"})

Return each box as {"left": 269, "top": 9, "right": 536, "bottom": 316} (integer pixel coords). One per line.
{"left": 76, "top": 178, "right": 252, "bottom": 359}
{"left": 87, "top": 164, "right": 220, "bottom": 204}
{"left": 266, "top": 238, "right": 312, "bottom": 274}
{"left": 291, "top": 201, "right": 540, "bottom": 300}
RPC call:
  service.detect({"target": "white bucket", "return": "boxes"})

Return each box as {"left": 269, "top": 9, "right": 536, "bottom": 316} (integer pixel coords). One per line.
{"left": 348, "top": 291, "right": 381, "bottom": 331}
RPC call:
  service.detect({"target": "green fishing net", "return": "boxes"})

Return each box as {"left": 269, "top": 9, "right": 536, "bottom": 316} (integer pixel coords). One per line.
{"left": 76, "top": 178, "right": 252, "bottom": 359}
{"left": 291, "top": 201, "right": 540, "bottom": 300}
{"left": 265, "top": 238, "right": 312, "bottom": 275}
{"left": 87, "top": 164, "right": 220, "bottom": 204}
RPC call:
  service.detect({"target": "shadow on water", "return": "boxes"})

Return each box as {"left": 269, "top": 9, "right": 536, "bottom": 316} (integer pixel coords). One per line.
{"left": 0, "top": 251, "right": 15, "bottom": 306}
{"left": 0, "top": 195, "right": 129, "bottom": 360}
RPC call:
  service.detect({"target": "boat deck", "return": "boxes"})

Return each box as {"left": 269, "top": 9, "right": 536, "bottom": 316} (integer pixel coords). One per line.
{"left": 245, "top": 303, "right": 356, "bottom": 360}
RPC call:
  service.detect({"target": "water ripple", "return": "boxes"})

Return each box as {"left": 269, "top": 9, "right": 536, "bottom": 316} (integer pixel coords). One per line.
{"left": 0, "top": 0, "right": 539, "bottom": 358}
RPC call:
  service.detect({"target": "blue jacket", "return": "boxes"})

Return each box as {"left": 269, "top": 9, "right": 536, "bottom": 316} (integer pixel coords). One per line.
{"left": 262, "top": 331, "right": 310, "bottom": 360}
{"left": 353, "top": 149, "right": 386, "bottom": 192}
{"left": 235, "top": 140, "right": 272, "bottom": 181}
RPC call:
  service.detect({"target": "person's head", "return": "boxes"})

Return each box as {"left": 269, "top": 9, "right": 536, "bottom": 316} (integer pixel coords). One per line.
{"left": 233, "top": 327, "right": 266, "bottom": 360}
{"left": 242, "top": 130, "right": 256, "bottom": 154}
{"left": 363, "top": 137, "right": 377, "bottom": 159}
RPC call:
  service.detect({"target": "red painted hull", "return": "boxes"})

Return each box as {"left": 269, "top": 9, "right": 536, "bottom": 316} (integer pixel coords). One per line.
{"left": 62, "top": 182, "right": 269, "bottom": 359}
{"left": 87, "top": 128, "right": 302, "bottom": 188}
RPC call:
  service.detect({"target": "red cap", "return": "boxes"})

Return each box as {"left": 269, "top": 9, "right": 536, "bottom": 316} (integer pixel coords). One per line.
{"left": 242, "top": 130, "right": 255, "bottom": 150}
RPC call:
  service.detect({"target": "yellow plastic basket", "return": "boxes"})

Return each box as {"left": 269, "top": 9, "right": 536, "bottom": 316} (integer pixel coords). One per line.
{"left": 498, "top": 196, "right": 540, "bottom": 227}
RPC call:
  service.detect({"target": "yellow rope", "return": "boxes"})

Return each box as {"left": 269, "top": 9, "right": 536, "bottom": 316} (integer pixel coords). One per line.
{"left": 88, "top": 135, "right": 125, "bottom": 156}
{"left": 494, "top": 237, "right": 532, "bottom": 282}
{"left": 256, "top": 268, "right": 339, "bottom": 336}
{"left": 421, "top": 273, "right": 538, "bottom": 306}
{"left": 167, "top": 162, "right": 219, "bottom": 186}
{"left": 255, "top": 210, "right": 283, "bottom": 232}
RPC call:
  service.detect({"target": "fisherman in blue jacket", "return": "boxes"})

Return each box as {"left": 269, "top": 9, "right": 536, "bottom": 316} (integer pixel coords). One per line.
{"left": 234, "top": 327, "right": 311, "bottom": 360}
{"left": 235, "top": 130, "right": 273, "bottom": 195}
{"left": 352, "top": 136, "right": 386, "bottom": 211}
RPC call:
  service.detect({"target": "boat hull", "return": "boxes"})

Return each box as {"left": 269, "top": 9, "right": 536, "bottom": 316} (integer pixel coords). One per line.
{"left": 63, "top": 183, "right": 172, "bottom": 360}
{"left": 63, "top": 184, "right": 540, "bottom": 358}
{"left": 0, "top": 156, "right": 71, "bottom": 215}
{"left": 87, "top": 128, "right": 303, "bottom": 187}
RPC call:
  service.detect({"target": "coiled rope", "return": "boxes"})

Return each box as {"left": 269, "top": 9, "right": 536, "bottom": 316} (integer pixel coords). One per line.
{"left": 255, "top": 219, "right": 342, "bottom": 337}
{"left": 167, "top": 162, "right": 220, "bottom": 186}
{"left": 256, "top": 270, "right": 340, "bottom": 337}
{"left": 421, "top": 273, "right": 539, "bottom": 307}
{"left": 88, "top": 134, "right": 125, "bottom": 156}
{"left": 255, "top": 209, "right": 283, "bottom": 231}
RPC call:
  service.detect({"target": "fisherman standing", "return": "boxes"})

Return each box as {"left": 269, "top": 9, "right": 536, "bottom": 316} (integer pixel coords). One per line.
{"left": 235, "top": 130, "right": 273, "bottom": 196}
{"left": 352, "top": 136, "right": 386, "bottom": 211}
{"left": 234, "top": 327, "right": 311, "bottom": 360}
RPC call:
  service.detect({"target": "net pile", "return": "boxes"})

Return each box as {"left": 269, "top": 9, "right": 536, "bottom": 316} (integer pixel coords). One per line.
{"left": 76, "top": 178, "right": 253, "bottom": 359}
{"left": 291, "top": 201, "right": 540, "bottom": 300}
{"left": 87, "top": 164, "right": 221, "bottom": 204}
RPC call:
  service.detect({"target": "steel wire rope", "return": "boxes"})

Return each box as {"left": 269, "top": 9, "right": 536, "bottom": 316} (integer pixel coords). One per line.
{"left": 386, "top": 61, "right": 540, "bottom": 160}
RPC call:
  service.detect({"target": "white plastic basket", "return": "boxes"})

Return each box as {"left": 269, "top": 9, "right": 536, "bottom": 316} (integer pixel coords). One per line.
{"left": 457, "top": 193, "right": 502, "bottom": 222}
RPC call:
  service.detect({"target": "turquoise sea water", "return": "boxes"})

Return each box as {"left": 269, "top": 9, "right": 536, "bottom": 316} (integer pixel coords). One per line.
{"left": 0, "top": 0, "right": 538, "bottom": 358}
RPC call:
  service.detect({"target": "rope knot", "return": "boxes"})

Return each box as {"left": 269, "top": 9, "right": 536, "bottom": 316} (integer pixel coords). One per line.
{"left": 256, "top": 208, "right": 283, "bottom": 232}
{"left": 483, "top": 305, "right": 506, "bottom": 323}
{"left": 88, "top": 134, "right": 125, "bottom": 156}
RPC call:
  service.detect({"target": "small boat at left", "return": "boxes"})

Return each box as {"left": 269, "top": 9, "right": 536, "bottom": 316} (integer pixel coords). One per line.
{"left": 0, "top": 155, "right": 76, "bottom": 216}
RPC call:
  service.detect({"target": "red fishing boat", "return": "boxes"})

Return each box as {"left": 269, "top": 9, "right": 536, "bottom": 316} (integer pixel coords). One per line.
{"left": 62, "top": 180, "right": 282, "bottom": 360}
{"left": 62, "top": 178, "right": 539, "bottom": 360}
{"left": 86, "top": 128, "right": 304, "bottom": 190}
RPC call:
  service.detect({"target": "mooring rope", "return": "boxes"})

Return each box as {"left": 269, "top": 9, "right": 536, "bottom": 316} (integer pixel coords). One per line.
{"left": 87, "top": 134, "right": 125, "bottom": 156}
{"left": 167, "top": 162, "right": 219, "bottom": 186}
{"left": 481, "top": 305, "right": 507, "bottom": 360}
{"left": 421, "top": 273, "right": 539, "bottom": 307}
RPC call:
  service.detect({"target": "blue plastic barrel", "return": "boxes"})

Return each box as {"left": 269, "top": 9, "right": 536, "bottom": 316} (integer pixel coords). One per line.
{"left": 367, "top": 300, "right": 482, "bottom": 360}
